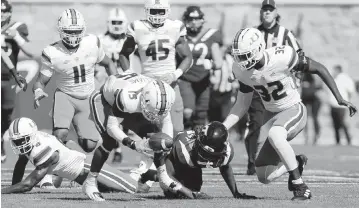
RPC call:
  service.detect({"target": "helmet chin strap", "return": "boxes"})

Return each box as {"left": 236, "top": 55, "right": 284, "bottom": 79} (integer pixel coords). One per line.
{"left": 62, "top": 40, "right": 80, "bottom": 50}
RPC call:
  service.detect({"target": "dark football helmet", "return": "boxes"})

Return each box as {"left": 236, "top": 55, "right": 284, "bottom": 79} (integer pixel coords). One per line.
{"left": 192, "top": 121, "right": 229, "bottom": 168}
{"left": 182, "top": 6, "right": 204, "bottom": 37}
{"left": 1, "top": 0, "right": 12, "bottom": 26}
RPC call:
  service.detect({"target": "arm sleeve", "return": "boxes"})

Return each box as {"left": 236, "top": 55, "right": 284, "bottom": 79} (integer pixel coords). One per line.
{"left": 16, "top": 23, "right": 29, "bottom": 42}
{"left": 160, "top": 113, "right": 174, "bottom": 138}
{"left": 96, "top": 36, "right": 106, "bottom": 63}
{"left": 126, "top": 22, "right": 136, "bottom": 41}
{"left": 212, "top": 30, "right": 224, "bottom": 47}
{"left": 39, "top": 49, "right": 54, "bottom": 77}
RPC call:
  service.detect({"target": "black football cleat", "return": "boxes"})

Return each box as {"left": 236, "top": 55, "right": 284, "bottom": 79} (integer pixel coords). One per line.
{"left": 291, "top": 183, "right": 312, "bottom": 201}
{"left": 288, "top": 154, "right": 308, "bottom": 191}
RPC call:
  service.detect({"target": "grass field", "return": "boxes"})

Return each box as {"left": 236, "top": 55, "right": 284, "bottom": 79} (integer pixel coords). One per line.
{"left": 2, "top": 138, "right": 359, "bottom": 208}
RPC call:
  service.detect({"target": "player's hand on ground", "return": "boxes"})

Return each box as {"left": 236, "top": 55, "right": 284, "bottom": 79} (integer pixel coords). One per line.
{"left": 160, "top": 73, "right": 176, "bottom": 85}
{"left": 34, "top": 88, "right": 48, "bottom": 109}
{"left": 338, "top": 100, "right": 357, "bottom": 117}
{"left": 234, "top": 192, "right": 257, "bottom": 199}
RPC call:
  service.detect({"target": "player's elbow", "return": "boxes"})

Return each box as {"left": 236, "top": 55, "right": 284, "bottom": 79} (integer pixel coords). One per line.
{"left": 22, "top": 182, "right": 34, "bottom": 192}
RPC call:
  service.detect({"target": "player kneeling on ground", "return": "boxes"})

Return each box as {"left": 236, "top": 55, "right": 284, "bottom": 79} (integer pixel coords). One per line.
{"left": 82, "top": 72, "right": 176, "bottom": 201}
{"left": 140, "top": 121, "right": 257, "bottom": 199}
{"left": 2, "top": 117, "right": 138, "bottom": 194}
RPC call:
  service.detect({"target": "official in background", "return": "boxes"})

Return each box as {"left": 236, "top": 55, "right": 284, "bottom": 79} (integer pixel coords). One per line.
{"left": 244, "top": 0, "right": 302, "bottom": 175}
{"left": 328, "top": 65, "right": 355, "bottom": 145}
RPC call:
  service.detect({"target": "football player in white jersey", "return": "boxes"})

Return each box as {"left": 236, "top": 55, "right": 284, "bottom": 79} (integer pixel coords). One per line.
{"left": 97, "top": 7, "right": 129, "bottom": 164}
{"left": 32, "top": 9, "right": 117, "bottom": 153}
{"left": 223, "top": 28, "right": 357, "bottom": 200}
{"left": 2, "top": 117, "right": 139, "bottom": 194}
{"left": 82, "top": 72, "right": 176, "bottom": 201}
{"left": 118, "top": 0, "right": 193, "bottom": 136}
{"left": 117, "top": 0, "right": 193, "bottom": 193}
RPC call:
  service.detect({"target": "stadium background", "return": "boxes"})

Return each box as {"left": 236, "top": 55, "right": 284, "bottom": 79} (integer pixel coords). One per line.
{"left": 9, "top": 0, "right": 359, "bottom": 145}
{"left": 2, "top": 1, "right": 359, "bottom": 207}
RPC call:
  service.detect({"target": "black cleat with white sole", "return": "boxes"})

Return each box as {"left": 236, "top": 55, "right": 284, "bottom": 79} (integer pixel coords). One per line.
{"left": 291, "top": 183, "right": 312, "bottom": 200}
{"left": 288, "top": 154, "right": 308, "bottom": 191}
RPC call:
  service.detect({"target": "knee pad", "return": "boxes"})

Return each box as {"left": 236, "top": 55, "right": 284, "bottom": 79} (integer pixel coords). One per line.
{"left": 78, "top": 137, "right": 98, "bottom": 153}
{"left": 183, "top": 108, "right": 193, "bottom": 120}
{"left": 255, "top": 165, "right": 279, "bottom": 184}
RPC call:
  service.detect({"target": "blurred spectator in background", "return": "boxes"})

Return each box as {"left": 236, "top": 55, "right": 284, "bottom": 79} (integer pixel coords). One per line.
{"left": 328, "top": 65, "right": 355, "bottom": 145}
{"left": 243, "top": 0, "right": 302, "bottom": 175}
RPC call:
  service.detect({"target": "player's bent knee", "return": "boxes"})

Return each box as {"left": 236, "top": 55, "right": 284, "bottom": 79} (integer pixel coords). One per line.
{"left": 255, "top": 166, "right": 277, "bottom": 184}
{"left": 268, "top": 126, "right": 287, "bottom": 143}
{"left": 183, "top": 108, "right": 193, "bottom": 119}
{"left": 78, "top": 138, "right": 98, "bottom": 153}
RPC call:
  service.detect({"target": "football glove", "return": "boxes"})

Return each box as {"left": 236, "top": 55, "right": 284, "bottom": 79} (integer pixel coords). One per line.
{"left": 34, "top": 88, "right": 48, "bottom": 109}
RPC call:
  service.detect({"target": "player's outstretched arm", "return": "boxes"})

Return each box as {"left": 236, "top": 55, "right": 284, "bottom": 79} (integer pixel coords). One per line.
{"left": 98, "top": 54, "right": 117, "bottom": 76}
{"left": 118, "top": 36, "right": 136, "bottom": 71}
{"left": 219, "top": 164, "right": 257, "bottom": 199}
{"left": 2, "top": 152, "right": 57, "bottom": 194}
{"left": 32, "top": 72, "right": 51, "bottom": 109}
{"left": 302, "top": 56, "right": 357, "bottom": 116}
{"left": 12, "top": 155, "right": 29, "bottom": 185}
{"left": 223, "top": 81, "right": 253, "bottom": 129}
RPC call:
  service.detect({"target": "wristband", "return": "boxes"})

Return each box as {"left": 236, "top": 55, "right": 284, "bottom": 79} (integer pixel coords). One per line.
{"left": 174, "top": 69, "right": 183, "bottom": 79}
{"left": 122, "top": 137, "right": 136, "bottom": 150}
{"left": 13, "top": 32, "right": 26, "bottom": 46}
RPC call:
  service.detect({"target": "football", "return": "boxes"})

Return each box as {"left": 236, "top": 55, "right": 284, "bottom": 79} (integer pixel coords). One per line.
{"left": 148, "top": 132, "right": 173, "bottom": 152}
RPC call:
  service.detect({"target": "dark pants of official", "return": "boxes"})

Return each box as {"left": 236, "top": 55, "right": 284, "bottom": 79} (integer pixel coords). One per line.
{"left": 302, "top": 96, "right": 321, "bottom": 143}
{"left": 330, "top": 107, "right": 352, "bottom": 145}
{"left": 245, "top": 92, "right": 265, "bottom": 168}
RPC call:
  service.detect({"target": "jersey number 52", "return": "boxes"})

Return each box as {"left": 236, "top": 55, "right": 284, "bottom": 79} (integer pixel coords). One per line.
{"left": 146, "top": 39, "right": 170, "bottom": 61}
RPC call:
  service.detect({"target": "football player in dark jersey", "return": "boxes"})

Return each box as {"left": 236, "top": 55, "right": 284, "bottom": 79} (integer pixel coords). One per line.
{"left": 140, "top": 121, "right": 256, "bottom": 199}
{"left": 1, "top": 0, "right": 35, "bottom": 163}
{"left": 179, "top": 6, "right": 226, "bottom": 130}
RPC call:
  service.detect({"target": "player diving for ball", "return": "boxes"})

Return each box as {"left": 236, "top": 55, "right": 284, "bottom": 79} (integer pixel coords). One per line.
{"left": 82, "top": 72, "right": 176, "bottom": 201}
{"left": 1, "top": 117, "right": 139, "bottom": 194}
{"left": 140, "top": 121, "right": 256, "bottom": 199}
{"left": 222, "top": 28, "right": 357, "bottom": 200}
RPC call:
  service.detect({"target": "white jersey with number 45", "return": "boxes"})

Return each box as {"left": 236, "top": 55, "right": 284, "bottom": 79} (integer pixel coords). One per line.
{"left": 233, "top": 45, "right": 302, "bottom": 112}
{"left": 27, "top": 131, "right": 86, "bottom": 181}
{"left": 40, "top": 34, "right": 105, "bottom": 99}
{"left": 127, "top": 19, "right": 186, "bottom": 78}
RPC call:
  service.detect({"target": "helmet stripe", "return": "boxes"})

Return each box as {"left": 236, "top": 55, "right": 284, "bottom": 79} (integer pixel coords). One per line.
{"left": 115, "top": 8, "right": 119, "bottom": 16}
{"left": 69, "top": 9, "right": 77, "bottom": 25}
{"left": 155, "top": 80, "right": 167, "bottom": 115}
{"left": 13, "top": 118, "right": 20, "bottom": 134}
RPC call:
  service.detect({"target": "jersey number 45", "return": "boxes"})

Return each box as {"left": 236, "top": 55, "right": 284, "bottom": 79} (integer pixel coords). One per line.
{"left": 146, "top": 39, "right": 170, "bottom": 61}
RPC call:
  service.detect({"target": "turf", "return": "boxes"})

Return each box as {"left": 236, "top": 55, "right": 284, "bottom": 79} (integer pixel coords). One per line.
{"left": 2, "top": 141, "right": 359, "bottom": 208}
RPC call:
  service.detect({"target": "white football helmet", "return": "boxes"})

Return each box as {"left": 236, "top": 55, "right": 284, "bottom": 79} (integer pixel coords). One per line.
{"left": 232, "top": 28, "right": 266, "bottom": 70}
{"left": 8, "top": 117, "right": 38, "bottom": 155}
{"left": 144, "top": 0, "right": 170, "bottom": 25}
{"left": 107, "top": 8, "right": 128, "bottom": 35}
{"left": 140, "top": 80, "right": 175, "bottom": 122}
{"left": 57, "top": 9, "right": 86, "bottom": 47}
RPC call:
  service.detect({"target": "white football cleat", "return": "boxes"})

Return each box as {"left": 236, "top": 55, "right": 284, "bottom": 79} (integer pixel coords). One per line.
{"left": 82, "top": 177, "right": 105, "bottom": 202}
